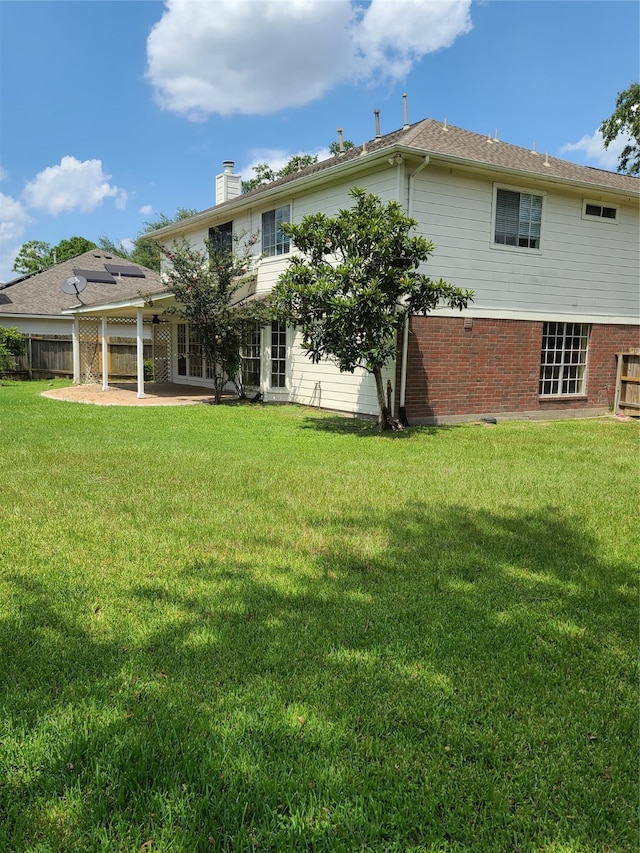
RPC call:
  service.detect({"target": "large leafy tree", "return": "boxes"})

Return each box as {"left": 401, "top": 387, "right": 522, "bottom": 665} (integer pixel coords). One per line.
{"left": 600, "top": 83, "right": 640, "bottom": 175}
{"left": 12, "top": 236, "right": 97, "bottom": 275}
{"left": 271, "top": 188, "right": 473, "bottom": 430}
{"left": 161, "top": 231, "right": 267, "bottom": 404}
{"left": 99, "top": 208, "right": 198, "bottom": 273}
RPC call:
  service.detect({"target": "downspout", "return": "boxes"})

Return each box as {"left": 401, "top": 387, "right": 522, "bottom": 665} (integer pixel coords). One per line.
{"left": 399, "top": 155, "right": 430, "bottom": 427}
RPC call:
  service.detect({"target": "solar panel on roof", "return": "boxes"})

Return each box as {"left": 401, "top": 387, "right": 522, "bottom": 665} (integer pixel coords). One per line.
{"left": 104, "top": 263, "right": 146, "bottom": 278}
{"left": 73, "top": 268, "right": 116, "bottom": 284}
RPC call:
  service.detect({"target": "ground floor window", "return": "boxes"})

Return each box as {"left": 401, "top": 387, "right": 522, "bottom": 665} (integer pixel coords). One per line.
{"left": 271, "top": 321, "right": 286, "bottom": 388}
{"left": 539, "top": 322, "right": 589, "bottom": 396}
{"left": 241, "top": 322, "right": 261, "bottom": 387}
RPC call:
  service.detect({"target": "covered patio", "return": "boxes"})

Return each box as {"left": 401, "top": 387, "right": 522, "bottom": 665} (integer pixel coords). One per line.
{"left": 64, "top": 293, "right": 176, "bottom": 400}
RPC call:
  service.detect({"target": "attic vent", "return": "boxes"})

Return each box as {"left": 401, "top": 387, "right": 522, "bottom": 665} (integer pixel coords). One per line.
{"left": 583, "top": 201, "right": 617, "bottom": 221}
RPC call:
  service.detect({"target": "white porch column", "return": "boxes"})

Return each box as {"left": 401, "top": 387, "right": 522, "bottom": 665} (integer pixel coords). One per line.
{"left": 101, "top": 315, "right": 109, "bottom": 391}
{"left": 136, "top": 308, "right": 145, "bottom": 399}
{"left": 72, "top": 316, "right": 81, "bottom": 384}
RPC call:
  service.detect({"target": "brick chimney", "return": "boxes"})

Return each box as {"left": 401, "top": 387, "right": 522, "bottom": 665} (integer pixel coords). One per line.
{"left": 216, "top": 160, "right": 242, "bottom": 205}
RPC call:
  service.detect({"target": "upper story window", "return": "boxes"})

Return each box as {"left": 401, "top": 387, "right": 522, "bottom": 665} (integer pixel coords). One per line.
{"left": 208, "top": 221, "right": 233, "bottom": 254}
{"left": 262, "top": 205, "right": 290, "bottom": 257}
{"left": 582, "top": 201, "right": 617, "bottom": 222}
{"left": 494, "top": 188, "right": 543, "bottom": 249}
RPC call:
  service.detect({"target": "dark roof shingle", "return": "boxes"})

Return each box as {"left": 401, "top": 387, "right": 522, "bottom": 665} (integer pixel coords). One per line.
{"left": 0, "top": 250, "right": 164, "bottom": 316}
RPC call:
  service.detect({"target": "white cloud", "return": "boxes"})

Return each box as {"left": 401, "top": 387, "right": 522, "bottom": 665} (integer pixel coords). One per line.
{"left": 0, "top": 166, "right": 7, "bottom": 182}
{"left": 138, "top": 204, "right": 153, "bottom": 215}
{"left": 353, "top": 0, "right": 472, "bottom": 80}
{"left": 146, "top": 0, "right": 472, "bottom": 119}
{"left": 560, "top": 128, "right": 631, "bottom": 170}
{"left": 22, "top": 156, "right": 128, "bottom": 215}
{"left": 0, "top": 193, "right": 33, "bottom": 282}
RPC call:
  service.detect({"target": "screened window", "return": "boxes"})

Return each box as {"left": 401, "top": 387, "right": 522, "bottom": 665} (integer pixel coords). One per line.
{"left": 262, "top": 205, "right": 290, "bottom": 256}
{"left": 208, "top": 221, "right": 233, "bottom": 254}
{"left": 271, "top": 322, "right": 286, "bottom": 388}
{"left": 583, "top": 202, "right": 617, "bottom": 221}
{"left": 241, "top": 322, "right": 261, "bottom": 387}
{"left": 539, "top": 322, "right": 589, "bottom": 396}
{"left": 495, "top": 189, "right": 543, "bottom": 249}
{"left": 177, "top": 323, "right": 187, "bottom": 376}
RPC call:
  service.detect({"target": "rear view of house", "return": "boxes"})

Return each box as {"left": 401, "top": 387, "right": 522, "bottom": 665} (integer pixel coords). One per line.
{"left": 13, "top": 114, "right": 635, "bottom": 422}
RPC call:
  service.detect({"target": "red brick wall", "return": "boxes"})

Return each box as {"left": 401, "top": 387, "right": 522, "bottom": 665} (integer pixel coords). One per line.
{"left": 399, "top": 317, "right": 640, "bottom": 422}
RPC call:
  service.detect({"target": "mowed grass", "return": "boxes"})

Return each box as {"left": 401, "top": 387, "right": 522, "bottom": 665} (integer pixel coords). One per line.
{"left": 0, "top": 380, "right": 638, "bottom": 853}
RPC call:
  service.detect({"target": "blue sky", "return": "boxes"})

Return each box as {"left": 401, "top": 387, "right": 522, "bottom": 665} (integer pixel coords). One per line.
{"left": 0, "top": 0, "right": 638, "bottom": 282}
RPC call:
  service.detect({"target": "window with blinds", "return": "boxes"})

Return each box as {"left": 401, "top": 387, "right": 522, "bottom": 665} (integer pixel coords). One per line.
{"left": 495, "top": 188, "right": 543, "bottom": 249}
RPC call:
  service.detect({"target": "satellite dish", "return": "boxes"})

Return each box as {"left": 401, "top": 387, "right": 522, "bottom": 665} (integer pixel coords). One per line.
{"left": 60, "top": 275, "right": 87, "bottom": 296}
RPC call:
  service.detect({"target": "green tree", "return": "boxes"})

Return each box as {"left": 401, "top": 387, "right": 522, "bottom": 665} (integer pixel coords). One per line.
{"left": 161, "top": 230, "right": 267, "bottom": 404}
{"left": 0, "top": 327, "right": 25, "bottom": 372}
{"left": 12, "top": 241, "right": 52, "bottom": 275}
{"left": 242, "top": 154, "right": 319, "bottom": 193}
{"left": 600, "top": 83, "right": 640, "bottom": 175}
{"left": 271, "top": 188, "right": 473, "bottom": 430}
{"left": 12, "top": 236, "right": 97, "bottom": 275}
{"left": 329, "top": 139, "right": 355, "bottom": 155}
{"left": 99, "top": 208, "right": 198, "bottom": 273}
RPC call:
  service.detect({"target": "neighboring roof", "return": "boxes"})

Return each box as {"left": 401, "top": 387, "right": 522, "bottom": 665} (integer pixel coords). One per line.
{"left": 0, "top": 250, "right": 165, "bottom": 317}
{"left": 149, "top": 117, "right": 639, "bottom": 239}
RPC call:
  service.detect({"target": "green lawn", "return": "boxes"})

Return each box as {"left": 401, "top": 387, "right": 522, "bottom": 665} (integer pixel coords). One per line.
{"left": 1, "top": 380, "right": 638, "bottom": 853}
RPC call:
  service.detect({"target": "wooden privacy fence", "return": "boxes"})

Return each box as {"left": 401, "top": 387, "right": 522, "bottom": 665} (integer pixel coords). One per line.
{"left": 614, "top": 350, "right": 640, "bottom": 416}
{"left": 7, "top": 334, "right": 152, "bottom": 380}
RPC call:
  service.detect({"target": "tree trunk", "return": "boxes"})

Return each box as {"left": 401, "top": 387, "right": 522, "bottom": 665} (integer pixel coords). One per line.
{"left": 373, "top": 365, "right": 394, "bottom": 431}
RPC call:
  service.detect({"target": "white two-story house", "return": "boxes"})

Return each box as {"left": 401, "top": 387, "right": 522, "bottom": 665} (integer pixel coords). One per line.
{"left": 64, "top": 116, "right": 640, "bottom": 423}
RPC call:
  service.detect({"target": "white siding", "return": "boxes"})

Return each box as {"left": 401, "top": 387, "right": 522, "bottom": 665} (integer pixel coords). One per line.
{"left": 0, "top": 316, "right": 72, "bottom": 336}
{"left": 287, "top": 331, "right": 394, "bottom": 418}
{"left": 412, "top": 166, "right": 639, "bottom": 320}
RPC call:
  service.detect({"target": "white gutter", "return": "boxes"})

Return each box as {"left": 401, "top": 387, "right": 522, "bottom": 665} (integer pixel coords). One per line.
{"left": 399, "top": 155, "right": 431, "bottom": 420}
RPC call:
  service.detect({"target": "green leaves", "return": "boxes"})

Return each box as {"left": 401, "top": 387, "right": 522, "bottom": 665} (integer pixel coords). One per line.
{"left": 161, "top": 235, "right": 266, "bottom": 403}
{"left": 600, "top": 82, "right": 640, "bottom": 175}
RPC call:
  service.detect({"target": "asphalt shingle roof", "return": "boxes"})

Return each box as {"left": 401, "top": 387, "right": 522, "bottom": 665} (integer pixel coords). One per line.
{"left": 0, "top": 250, "right": 164, "bottom": 316}
{"left": 149, "top": 117, "right": 638, "bottom": 239}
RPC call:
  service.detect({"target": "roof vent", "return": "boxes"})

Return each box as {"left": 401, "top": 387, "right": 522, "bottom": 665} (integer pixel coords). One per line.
{"left": 402, "top": 93, "right": 409, "bottom": 130}
{"left": 336, "top": 128, "right": 345, "bottom": 155}
{"left": 374, "top": 109, "right": 381, "bottom": 139}
{"left": 531, "top": 142, "right": 538, "bottom": 154}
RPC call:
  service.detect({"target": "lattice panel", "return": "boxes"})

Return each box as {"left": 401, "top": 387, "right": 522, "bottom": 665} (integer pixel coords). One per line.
{"left": 153, "top": 323, "right": 172, "bottom": 383}
{"left": 79, "top": 318, "right": 101, "bottom": 384}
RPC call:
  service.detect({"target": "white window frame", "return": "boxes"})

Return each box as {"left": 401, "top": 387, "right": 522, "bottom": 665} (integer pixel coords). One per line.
{"left": 269, "top": 321, "right": 288, "bottom": 391}
{"left": 240, "top": 321, "right": 262, "bottom": 389}
{"left": 581, "top": 200, "right": 618, "bottom": 223}
{"left": 539, "top": 322, "right": 590, "bottom": 397}
{"left": 262, "top": 204, "right": 291, "bottom": 257}
{"left": 491, "top": 184, "right": 545, "bottom": 253}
